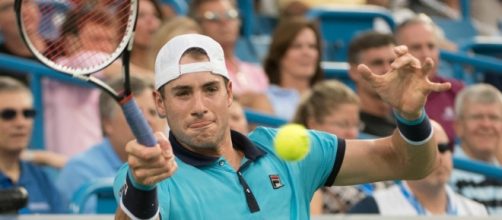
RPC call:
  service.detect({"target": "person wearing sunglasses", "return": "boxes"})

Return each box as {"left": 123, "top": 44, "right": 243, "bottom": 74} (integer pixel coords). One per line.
{"left": 349, "top": 120, "right": 488, "bottom": 216}
{"left": 0, "top": 76, "right": 66, "bottom": 214}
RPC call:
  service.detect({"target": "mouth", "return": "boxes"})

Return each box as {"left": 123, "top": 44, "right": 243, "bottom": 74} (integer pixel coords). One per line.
{"left": 189, "top": 120, "right": 213, "bottom": 129}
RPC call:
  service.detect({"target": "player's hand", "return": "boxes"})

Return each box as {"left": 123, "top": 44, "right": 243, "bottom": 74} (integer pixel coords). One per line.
{"left": 357, "top": 45, "right": 451, "bottom": 120}
{"left": 126, "top": 132, "right": 177, "bottom": 186}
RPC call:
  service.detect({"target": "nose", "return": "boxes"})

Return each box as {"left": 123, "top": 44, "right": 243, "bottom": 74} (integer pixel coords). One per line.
{"left": 190, "top": 93, "right": 208, "bottom": 118}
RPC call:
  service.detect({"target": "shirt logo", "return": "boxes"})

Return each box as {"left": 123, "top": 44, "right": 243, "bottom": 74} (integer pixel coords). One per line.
{"left": 269, "top": 174, "right": 284, "bottom": 189}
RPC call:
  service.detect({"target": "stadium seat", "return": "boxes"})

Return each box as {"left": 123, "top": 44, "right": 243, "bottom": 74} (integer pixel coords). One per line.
{"left": 69, "top": 178, "right": 116, "bottom": 214}
{"left": 307, "top": 6, "right": 396, "bottom": 61}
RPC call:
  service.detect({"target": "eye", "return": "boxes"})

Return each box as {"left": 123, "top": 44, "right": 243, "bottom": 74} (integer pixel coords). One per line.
{"left": 175, "top": 90, "right": 190, "bottom": 97}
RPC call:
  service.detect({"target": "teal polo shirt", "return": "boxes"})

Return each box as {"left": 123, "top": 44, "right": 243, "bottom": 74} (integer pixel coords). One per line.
{"left": 113, "top": 127, "right": 345, "bottom": 219}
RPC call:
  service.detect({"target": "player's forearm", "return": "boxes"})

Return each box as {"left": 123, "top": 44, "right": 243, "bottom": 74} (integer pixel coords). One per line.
{"left": 392, "top": 110, "right": 437, "bottom": 179}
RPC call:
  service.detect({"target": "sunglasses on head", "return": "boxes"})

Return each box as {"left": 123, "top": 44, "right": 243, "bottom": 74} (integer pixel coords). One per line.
{"left": 438, "top": 143, "right": 451, "bottom": 154}
{"left": 0, "top": 108, "right": 36, "bottom": 121}
{"left": 199, "top": 9, "right": 239, "bottom": 22}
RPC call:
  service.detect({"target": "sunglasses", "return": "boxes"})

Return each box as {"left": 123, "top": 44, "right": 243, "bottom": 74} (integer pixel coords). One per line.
{"left": 199, "top": 9, "right": 239, "bottom": 22}
{"left": 0, "top": 108, "right": 36, "bottom": 121}
{"left": 438, "top": 143, "right": 451, "bottom": 154}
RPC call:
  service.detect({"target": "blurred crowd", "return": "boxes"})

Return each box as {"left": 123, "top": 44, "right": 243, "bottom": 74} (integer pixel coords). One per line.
{"left": 0, "top": 0, "right": 501, "bottom": 216}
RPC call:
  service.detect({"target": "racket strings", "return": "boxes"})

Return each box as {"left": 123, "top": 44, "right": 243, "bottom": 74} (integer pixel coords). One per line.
{"left": 20, "top": 0, "right": 134, "bottom": 74}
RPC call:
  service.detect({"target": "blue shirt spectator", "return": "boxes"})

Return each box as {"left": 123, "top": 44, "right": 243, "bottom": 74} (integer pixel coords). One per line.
{"left": 56, "top": 139, "right": 122, "bottom": 213}
{"left": 0, "top": 161, "right": 66, "bottom": 214}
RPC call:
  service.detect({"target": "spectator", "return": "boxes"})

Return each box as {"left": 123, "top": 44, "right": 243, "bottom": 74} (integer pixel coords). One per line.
{"left": 293, "top": 80, "right": 393, "bottom": 214}
{"left": 147, "top": 16, "right": 201, "bottom": 71}
{"left": 395, "top": 14, "right": 464, "bottom": 147}
{"left": 43, "top": 7, "right": 121, "bottom": 157}
{"left": 131, "top": 0, "right": 164, "bottom": 70}
{"left": 348, "top": 31, "right": 397, "bottom": 137}
{"left": 349, "top": 120, "right": 488, "bottom": 216}
{"left": 0, "top": 76, "right": 66, "bottom": 214}
{"left": 56, "top": 75, "right": 166, "bottom": 213}
{"left": 450, "top": 83, "right": 502, "bottom": 215}
{"left": 188, "top": 0, "right": 269, "bottom": 96}
{"left": 262, "top": 17, "right": 324, "bottom": 120}
{"left": 0, "top": 0, "right": 45, "bottom": 84}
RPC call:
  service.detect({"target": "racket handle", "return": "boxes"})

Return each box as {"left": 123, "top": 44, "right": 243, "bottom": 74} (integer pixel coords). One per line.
{"left": 121, "top": 98, "right": 157, "bottom": 147}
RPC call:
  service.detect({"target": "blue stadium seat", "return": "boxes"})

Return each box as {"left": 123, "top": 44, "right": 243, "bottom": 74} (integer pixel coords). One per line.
{"left": 69, "top": 178, "right": 116, "bottom": 214}
{"left": 160, "top": 0, "right": 189, "bottom": 16}
{"left": 307, "top": 6, "right": 396, "bottom": 61}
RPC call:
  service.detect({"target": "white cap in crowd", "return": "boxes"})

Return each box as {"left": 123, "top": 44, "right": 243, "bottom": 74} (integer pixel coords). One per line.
{"left": 154, "top": 34, "right": 229, "bottom": 90}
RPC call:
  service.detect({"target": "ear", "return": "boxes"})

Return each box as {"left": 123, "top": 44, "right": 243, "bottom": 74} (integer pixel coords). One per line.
{"left": 153, "top": 90, "right": 167, "bottom": 118}
{"left": 453, "top": 118, "right": 463, "bottom": 139}
{"left": 306, "top": 117, "right": 318, "bottom": 130}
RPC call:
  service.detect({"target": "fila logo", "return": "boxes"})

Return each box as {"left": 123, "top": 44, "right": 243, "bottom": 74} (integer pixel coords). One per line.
{"left": 269, "top": 174, "right": 284, "bottom": 189}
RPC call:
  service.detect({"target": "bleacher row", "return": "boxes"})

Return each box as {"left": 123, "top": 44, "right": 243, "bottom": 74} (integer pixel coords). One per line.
{"left": 1, "top": 0, "right": 502, "bottom": 215}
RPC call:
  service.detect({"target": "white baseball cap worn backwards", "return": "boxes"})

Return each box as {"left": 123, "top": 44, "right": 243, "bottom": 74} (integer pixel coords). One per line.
{"left": 154, "top": 34, "right": 229, "bottom": 90}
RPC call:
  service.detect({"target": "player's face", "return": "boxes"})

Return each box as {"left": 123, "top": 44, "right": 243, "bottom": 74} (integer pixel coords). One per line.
{"left": 135, "top": 0, "right": 161, "bottom": 49}
{"left": 197, "top": 0, "right": 240, "bottom": 48}
{"left": 156, "top": 57, "right": 232, "bottom": 151}
{"left": 307, "top": 103, "right": 360, "bottom": 139}
{"left": 280, "top": 27, "right": 319, "bottom": 82}
{"left": 455, "top": 101, "right": 502, "bottom": 160}
{"left": 397, "top": 23, "right": 439, "bottom": 75}
{"left": 0, "top": 91, "right": 34, "bottom": 153}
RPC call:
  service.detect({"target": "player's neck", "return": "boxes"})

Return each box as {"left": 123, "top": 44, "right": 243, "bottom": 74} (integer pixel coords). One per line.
{"left": 0, "top": 151, "right": 21, "bottom": 182}
{"left": 407, "top": 181, "right": 447, "bottom": 214}
{"left": 219, "top": 131, "right": 244, "bottom": 170}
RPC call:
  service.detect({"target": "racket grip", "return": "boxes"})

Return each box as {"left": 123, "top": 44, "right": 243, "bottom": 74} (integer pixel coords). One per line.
{"left": 121, "top": 98, "right": 157, "bottom": 147}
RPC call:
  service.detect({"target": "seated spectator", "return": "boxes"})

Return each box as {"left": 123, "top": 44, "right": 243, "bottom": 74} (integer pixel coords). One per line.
{"left": 188, "top": 0, "right": 270, "bottom": 97}
{"left": 349, "top": 121, "right": 488, "bottom": 216}
{"left": 0, "top": 0, "right": 45, "bottom": 84}
{"left": 450, "top": 83, "right": 502, "bottom": 215}
{"left": 293, "top": 80, "right": 392, "bottom": 214}
{"left": 262, "top": 16, "right": 324, "bottom": 120}
{"left": 395, "top": 14, "right": 464, "bottom": 147}
{"left": 348, "top": 31, "right": 397, "bottom": 137}
{"left": 147, "top": 16, "right": 201, "bottom": 71}
{"left": 130, "top": 0, "right": 164, "bottom": 70}
{"left": 0, "top": 76, "right": 66, "bottom": 214}
{"left": 56, "top": 75, "right": 166, "bottom": 213}
{"left": 42, "top": 7, "right": 120, "bottom": 157}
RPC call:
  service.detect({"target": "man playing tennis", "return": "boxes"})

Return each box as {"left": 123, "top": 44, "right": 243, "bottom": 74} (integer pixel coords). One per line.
{"left": 114, "top": 34, "right": 451, "bottom": 220}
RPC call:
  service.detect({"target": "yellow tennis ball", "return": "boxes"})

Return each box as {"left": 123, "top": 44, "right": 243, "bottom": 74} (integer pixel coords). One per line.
{"left": 274, "top": 124, "right": 310, "bottom": 161}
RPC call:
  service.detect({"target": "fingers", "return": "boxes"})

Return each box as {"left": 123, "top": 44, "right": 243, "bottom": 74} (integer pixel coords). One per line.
{"left": 357, "top": 64, "right": 377, "bottom": 82}
{"left": 391, "top": 53, "right": 421, "bottom": 70}
{"left": 421, "top": 58, "right": 435, "bottom": 77}
{"left": 393, "top": 45, "right": 408, "bottom": 56}
{"left": 125, "top": 132, "right": 177, "bottom": 185}
{"left": 428, "top": 81, "right": 452, "bottom": 93}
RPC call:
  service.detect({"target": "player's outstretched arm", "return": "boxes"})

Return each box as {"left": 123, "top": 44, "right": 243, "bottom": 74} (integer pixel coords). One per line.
{"left": 115, "top": 132, "right": 177, "bottom": 220}
{"left": 334, "top": 46, "right": 451, "bottom": 186}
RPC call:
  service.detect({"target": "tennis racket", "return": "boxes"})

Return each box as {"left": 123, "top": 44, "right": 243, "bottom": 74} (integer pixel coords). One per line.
{"left": 15, "top": 0, "right": 156, "bottom": 147}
